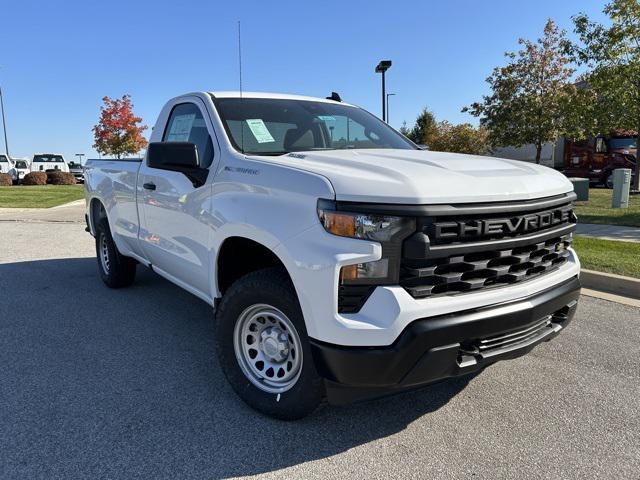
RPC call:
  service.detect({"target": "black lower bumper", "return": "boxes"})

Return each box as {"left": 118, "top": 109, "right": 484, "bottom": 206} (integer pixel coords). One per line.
{"left": 311, "top": 276, "right": 580, "bottom": 405}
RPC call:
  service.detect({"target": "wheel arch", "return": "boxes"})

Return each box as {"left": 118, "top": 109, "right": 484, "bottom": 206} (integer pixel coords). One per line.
{"left": 215, "top": 235, "right": 294, "bottom": 298}
{"left": 89, "top": 197, "right": 108, "bottom": 235}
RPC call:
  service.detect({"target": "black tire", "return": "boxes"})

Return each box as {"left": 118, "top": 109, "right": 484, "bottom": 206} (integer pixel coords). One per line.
{"left": 215, "top": 267, "right": 324, "bottom": 420}
{"left": 95, "top": 217, "right": 137, "bottom": 288}
{"left": 605, "top": 173, "right": 613, "bottom": 189}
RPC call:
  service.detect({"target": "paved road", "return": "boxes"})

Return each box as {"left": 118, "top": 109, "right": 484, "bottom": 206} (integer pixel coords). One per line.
{"left": 576, "top": 223, "right": 640, "bottom": 243}
{"left": 1, "top": 221, "right": 639, "bottom": 479}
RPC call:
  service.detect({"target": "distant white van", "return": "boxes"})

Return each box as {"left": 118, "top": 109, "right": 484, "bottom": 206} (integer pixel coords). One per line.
{"left": 31, "top": 153, "right": 70, "bottom": 173}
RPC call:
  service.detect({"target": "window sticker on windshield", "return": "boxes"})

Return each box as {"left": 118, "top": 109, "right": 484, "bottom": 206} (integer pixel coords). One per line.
{"left": 166, "top": 113, "right": 196, "bottom": 142}
{"left": 318, "top": 115, "right": 335, "bottom": 122}
{"left": 246, "top": 119, "right": 275, "bottom": 143}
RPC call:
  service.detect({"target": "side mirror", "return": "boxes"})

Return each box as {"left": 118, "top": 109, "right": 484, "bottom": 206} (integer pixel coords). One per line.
{"left": 148, "top": 142, "right": 199, "bottom": 169}
{"left": 147, "top": 142, "right": 208, "bottom": 187}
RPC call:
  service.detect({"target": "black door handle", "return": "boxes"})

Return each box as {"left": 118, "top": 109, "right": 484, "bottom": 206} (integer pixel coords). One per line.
{"left": 143, "top": 182, "right": 156, "bottom": 191}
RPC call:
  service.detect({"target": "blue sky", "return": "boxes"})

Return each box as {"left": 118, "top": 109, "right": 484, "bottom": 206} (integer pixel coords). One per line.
{"left": 0, "top": 0, "right": 606, "bottom": 162}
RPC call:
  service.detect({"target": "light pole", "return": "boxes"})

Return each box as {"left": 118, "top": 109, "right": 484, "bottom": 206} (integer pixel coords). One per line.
{"left": 75, "top": 153, "right": 85, "bottom": 166}
{"left": 0, "top": 84, "right": 9, "bottom": 157}
{"left": 375, "top": 60, "right": 392, "bottom": 122}
{"left": 386, "top": 93, "right": 396, "bottom": 125}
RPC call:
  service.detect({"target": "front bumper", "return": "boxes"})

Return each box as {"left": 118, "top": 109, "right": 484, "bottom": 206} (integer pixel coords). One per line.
{"left": 311, "top": 276, "right": 580, "bottom": 405}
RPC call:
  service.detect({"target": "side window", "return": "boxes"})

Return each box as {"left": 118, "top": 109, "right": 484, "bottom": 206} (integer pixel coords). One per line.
{"left": 163, "top": 103, "right": 214, "bottom": 168}
{"left": 595, "top": 137, "right": 607, "bottom": 154}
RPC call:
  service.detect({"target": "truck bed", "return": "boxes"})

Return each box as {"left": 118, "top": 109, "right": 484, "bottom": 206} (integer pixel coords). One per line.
{"left": 85, "top": 158, "right": 143, "bottom": 256}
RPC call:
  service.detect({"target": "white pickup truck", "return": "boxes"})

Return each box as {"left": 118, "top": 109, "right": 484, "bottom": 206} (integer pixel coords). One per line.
{"left": 85, "top": 91, "right": 580, "bottom": 419}
{"left": 31, "top": 153, "right": 70, "bottom": 173}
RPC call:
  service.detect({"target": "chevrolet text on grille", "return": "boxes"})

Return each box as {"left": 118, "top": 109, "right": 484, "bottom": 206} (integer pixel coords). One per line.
{"left": 432, "top": 205, "right": 574, "bottom": 241}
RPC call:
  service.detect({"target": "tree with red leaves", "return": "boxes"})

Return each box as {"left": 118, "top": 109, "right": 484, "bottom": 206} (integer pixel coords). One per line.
{"left": 93, "top": 95, "right": 148, "bottom": 158}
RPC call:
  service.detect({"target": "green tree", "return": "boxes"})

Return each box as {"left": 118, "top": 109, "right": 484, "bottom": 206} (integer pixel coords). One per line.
{"left": 464, "top": 19, "right": 576, "bottom": 163}
{"left": 571, "top": 0, "right": 640, "bottom": 188}
{"left": 405, "top": 108, "right": 439, "bottom": 146}
{"left": 430, "top": 121, "right": 491, "bottom": 155}
{"left": 399, "top": 121, "right": 412, "bottom": 138}
{"left": 401, "top": 110, "right": 491, "bottom": 155}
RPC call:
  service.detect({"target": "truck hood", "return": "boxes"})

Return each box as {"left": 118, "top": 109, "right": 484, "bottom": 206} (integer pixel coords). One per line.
{"left": 255, "top": 149, "right": 574, "bottom": 204}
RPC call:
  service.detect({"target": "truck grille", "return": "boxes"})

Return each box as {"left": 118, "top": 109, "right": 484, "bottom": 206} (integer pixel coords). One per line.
{"left": 475, "top": 317, "right": 553, "bottom": 354}
{"left": 400, "top": 194, "right": 576, "bottom": 299}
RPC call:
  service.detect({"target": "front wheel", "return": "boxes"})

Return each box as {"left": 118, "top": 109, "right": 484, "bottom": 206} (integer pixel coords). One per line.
{"left": 215, "top": 268, "right": 324, "bottom": 420}
{"left": 605, "top": 173, "right": 614, "bottom": 189}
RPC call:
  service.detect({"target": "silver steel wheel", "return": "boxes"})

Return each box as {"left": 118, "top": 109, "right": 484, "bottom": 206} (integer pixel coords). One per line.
{"left": 99, "top": 234, "right": 111, "bottom": 274}
{"left": 233, "top": 304, "right": 303, "bottom": 394}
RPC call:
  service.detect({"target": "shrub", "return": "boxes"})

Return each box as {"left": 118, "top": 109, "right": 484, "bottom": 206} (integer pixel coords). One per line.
{"left": 46, "top": 171, "right": 76, "bottom": 185}
{"left": 22, "top": 172, "right": 48, "bottom": 185}
{"left": 0, "top": 173, "right": 12, "bottom": 186}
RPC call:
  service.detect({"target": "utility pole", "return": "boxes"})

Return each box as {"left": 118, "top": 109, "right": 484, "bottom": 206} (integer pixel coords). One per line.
{"left": 0, "top": 84, "right": 9, "bottom": 157}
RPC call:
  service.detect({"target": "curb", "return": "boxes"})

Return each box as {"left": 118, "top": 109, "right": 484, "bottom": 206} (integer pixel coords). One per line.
{"left": 580, "top": 269, "right": 640, "bottom": 300}
{"left": 50, "top": 199, "right": 85, "bottom": 209}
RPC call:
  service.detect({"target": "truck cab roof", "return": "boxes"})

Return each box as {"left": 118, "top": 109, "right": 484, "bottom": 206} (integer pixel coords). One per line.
{"left": 208, "top": 91, "right": 354, "bottom": 106}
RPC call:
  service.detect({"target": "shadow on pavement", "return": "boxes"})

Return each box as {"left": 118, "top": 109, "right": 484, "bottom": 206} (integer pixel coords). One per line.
{"left": 0, "top": 257, "right": 476, "bottom": 479}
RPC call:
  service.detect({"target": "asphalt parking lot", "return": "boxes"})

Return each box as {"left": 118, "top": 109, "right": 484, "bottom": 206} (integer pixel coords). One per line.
{"left": 1, "top": 215, "right": 639, "bottom": 479}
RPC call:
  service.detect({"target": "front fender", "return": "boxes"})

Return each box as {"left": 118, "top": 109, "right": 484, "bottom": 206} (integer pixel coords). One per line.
{"left": 208, "top": 157, "right": 336, "bottom": 299}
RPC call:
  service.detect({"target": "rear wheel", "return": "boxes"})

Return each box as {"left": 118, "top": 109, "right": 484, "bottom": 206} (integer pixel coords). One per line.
{"left": 215, "top": 267, "right": 324, "bottom": 420}
{"left": 95, "top": 217, "right": 137, "bottom": 288}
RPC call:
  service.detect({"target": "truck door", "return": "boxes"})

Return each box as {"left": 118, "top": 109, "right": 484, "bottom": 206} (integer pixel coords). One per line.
{"left": 138, "top": 99, "right": 216, "bottom": 299}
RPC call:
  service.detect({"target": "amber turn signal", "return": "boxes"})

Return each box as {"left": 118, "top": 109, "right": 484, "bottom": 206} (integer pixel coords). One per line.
{"left": 322, "top": 211, "right": 356, "bottom": 237}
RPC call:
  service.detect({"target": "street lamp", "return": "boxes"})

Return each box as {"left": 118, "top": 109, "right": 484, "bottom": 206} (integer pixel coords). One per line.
{"left": 75, "top": 153, "right": 85, "bottom": 166}
{"left": 386, "top": 93, "right": 396, "bottom": 124}
{"left": 375, "top": 60, "right": 392, "bottom": 122}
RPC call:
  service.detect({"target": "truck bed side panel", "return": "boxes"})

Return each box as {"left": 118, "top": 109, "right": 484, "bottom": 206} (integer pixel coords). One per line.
{"left": 84, "top": 159, "right": 145, "bottom": 260}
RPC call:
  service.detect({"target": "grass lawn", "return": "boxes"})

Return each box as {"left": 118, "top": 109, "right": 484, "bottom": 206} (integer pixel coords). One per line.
{"left": 574, "top": 188, "right": 640, "bottom": 227}
{"left": 0, "top": 185, "right": 84, "bottom": 208}
{"left": 573, "top": 235, "right": 640, "bottom": 279}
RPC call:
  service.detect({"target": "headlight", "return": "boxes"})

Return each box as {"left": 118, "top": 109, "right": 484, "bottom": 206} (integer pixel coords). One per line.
{"left": 318, "top": 209, "right": 409, "bottom": 242}
{"left": 317, "top": 200, "right": 415, "bottom": 284}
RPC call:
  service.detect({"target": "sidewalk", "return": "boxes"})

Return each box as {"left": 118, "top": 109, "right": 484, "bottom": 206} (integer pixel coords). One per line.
{"left": 0, "top": 199, "right": 85, "bottom": 223}
{"left": 576, "top": 223, "right": 640, "bottom": 243}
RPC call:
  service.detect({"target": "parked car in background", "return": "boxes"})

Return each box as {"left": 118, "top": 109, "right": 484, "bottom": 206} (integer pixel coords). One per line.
{"left": 9, "top": 158, "right": 30, "bottom": 184}
{"left": 0, "top": 154, "right": 11, "bottom": 175}
{"left": 30, "top": 153, "right": 70, "bottom": 173}
{"left": 67, "top": 161, "right": 84, "bottom": 183}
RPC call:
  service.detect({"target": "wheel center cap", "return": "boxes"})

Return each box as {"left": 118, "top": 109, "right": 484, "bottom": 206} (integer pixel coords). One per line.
{"left": 261, "top": 327, "right": 289, "bottom": 361}
{"left": 263, "top": 337, "right": 280, "bottom": 357}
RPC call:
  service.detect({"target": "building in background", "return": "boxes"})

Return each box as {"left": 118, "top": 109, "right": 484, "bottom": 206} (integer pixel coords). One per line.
{"left": 489, "top": 139, "right": 565, "bottom": 169}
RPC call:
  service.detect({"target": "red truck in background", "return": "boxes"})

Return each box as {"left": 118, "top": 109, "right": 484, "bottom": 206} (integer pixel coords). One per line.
{"left": 562, "top": 131, "right": 637, "bottom": 188}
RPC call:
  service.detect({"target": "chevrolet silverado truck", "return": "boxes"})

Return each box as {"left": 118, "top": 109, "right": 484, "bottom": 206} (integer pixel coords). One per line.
{"left": 85, "top": 91, "right": 581, "bottom": 419}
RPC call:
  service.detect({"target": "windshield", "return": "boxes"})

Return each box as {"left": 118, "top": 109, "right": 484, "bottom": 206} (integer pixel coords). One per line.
{"left": 0, "top": 155, "right": 7, "bottom": 163}
{"left": 213, "top": 98, "right": 416, "bottom": 155}
{"left": 15, "top": 161, "right": 28, "bottom": 169}
{"left": 33, "top": 155, "right": 64, "bottom": 163}
{"left": 609, "top": 138, "right": 636, "bottom": 150}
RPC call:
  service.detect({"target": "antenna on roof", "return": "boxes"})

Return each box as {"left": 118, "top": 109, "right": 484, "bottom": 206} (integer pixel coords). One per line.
{"left": 326, "top": 91, "right": 342, "bottom": 102}
{"left": 238, "top": 20, "right": 245, "bottom": 153}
